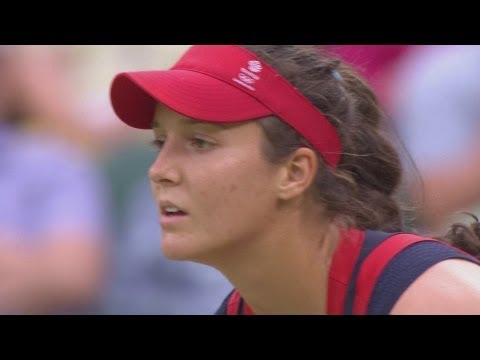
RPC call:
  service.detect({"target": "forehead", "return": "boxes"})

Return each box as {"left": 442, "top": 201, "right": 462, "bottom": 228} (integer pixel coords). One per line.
{"left": 152, "top": 105, "right": 189, "bottom": 128}
{"left": 151, "top": 104, "right": 243, "bottom": 130}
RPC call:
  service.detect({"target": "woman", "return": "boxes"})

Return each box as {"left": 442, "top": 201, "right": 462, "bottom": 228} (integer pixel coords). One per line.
{"left": 109, "top": 45, "right": 480, "bottom": 314}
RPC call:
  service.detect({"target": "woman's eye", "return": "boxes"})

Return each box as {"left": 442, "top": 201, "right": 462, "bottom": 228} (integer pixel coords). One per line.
{"left": 191, "top": 138, "right": 213, "bottom": 150}
{"left": 149, "top": 139, "right": 165, "bottom": 151}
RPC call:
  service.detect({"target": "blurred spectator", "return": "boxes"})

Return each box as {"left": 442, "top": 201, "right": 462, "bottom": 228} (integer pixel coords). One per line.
{"left": 2, "top": 46, "right": 103, "bottom": 153}
{"left": 391, "top": 45, "right": 480, "bottom": 232}
{"left": 0, "top": 46, "right": 110, "bottom": 314}
{"left": 2, "top": 45, "right": 171, "bottom": 156}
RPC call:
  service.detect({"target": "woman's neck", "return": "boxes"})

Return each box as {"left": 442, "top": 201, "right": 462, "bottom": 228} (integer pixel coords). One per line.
{"left": 217, "top": 214, "right": 340, "bottom": 314}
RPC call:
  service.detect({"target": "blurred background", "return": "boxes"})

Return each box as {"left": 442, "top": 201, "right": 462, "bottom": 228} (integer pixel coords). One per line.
{"left": 1, "top": 45, "right": 478, "bottom": 314}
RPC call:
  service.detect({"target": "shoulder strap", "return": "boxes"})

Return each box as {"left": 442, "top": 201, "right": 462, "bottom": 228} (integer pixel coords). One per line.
{"left": 226, "top": 289, "right": 242, "bottom": 315}
{"left": 327, "top": 229, "right": 366, "bottom": 314}
{"left": 342, "top": 230, "right": 396, "bottom": 314}
{"left": 225, "top": 289, "right": 255, "bottom": 315}
{"left": 352, "top": 233, "right": 439, "bottom": 315}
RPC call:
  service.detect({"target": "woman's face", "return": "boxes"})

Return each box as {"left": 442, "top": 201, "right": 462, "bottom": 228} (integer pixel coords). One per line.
{"left": 149, "top": 105, "right": 282, "bottom": 264}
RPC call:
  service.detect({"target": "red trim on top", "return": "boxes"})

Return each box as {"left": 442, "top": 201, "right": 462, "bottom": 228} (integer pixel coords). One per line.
{"left": 226, "top": 290, "right": 242, "bottom": 315}
{"left": 242, "top": 302, "right": 255, "bottom": 315}
{"left": 327, "top": 229, "right": 366, "bottom": 314}
{"left": 352, "top": 234, "right": 439, "bottom": 315}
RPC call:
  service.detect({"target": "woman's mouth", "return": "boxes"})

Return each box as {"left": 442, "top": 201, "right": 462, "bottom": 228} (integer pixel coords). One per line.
{"left": 159, "top": 203, "right": 189, "bottom": 227}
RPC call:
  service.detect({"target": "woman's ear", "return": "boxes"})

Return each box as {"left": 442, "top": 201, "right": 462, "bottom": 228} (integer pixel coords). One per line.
{"left": 276, "top": 147, "right": 318, "bottom": 201}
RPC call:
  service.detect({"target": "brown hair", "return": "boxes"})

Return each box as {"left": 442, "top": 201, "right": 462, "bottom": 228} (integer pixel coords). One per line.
{"left": 243, "top": 45, "right": 480, "bottom": 256}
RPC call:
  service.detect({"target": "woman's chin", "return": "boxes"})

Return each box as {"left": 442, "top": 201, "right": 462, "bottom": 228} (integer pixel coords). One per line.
{"left": 161, "top": 244, "right": 188, "bottom": 261}
{"left": 160, "top": 234, "right": 197, "bottom": 261}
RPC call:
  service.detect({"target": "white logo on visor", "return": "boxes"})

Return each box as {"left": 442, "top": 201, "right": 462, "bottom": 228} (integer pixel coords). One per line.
{"left": 232, "top": 59, "right": 263, "bottom": 91}
{"left": 239, "top": 73, "right": 255, "bottom": 84}
{"left": 248, "top": 60, "right": 262, "bottom": 73}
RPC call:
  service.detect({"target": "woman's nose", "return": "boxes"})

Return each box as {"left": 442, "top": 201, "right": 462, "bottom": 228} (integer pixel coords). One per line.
{"left": 148, "top": 145, "right": 181, "bottom": 186}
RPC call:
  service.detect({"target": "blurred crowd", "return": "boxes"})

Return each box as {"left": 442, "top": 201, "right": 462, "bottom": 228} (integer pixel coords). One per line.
{"left": 1, "top": 45, "right": 478, "bottom": 314}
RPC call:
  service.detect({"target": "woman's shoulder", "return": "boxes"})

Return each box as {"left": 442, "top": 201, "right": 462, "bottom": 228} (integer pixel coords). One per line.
{"left": 390, "top": 258, "right": 480, "bottom": 314}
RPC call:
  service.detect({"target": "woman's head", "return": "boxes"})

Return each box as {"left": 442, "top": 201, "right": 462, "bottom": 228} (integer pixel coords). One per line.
{"left": 111, "top": 45, "right": 404, "bottom": 224}
{"left": 110, "top": 45, "right": 406, "bottom": 262}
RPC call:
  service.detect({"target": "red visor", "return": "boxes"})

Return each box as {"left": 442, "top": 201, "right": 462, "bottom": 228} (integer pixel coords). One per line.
{"left": 110, "top": 45, "right": 342, "bottom": 168}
